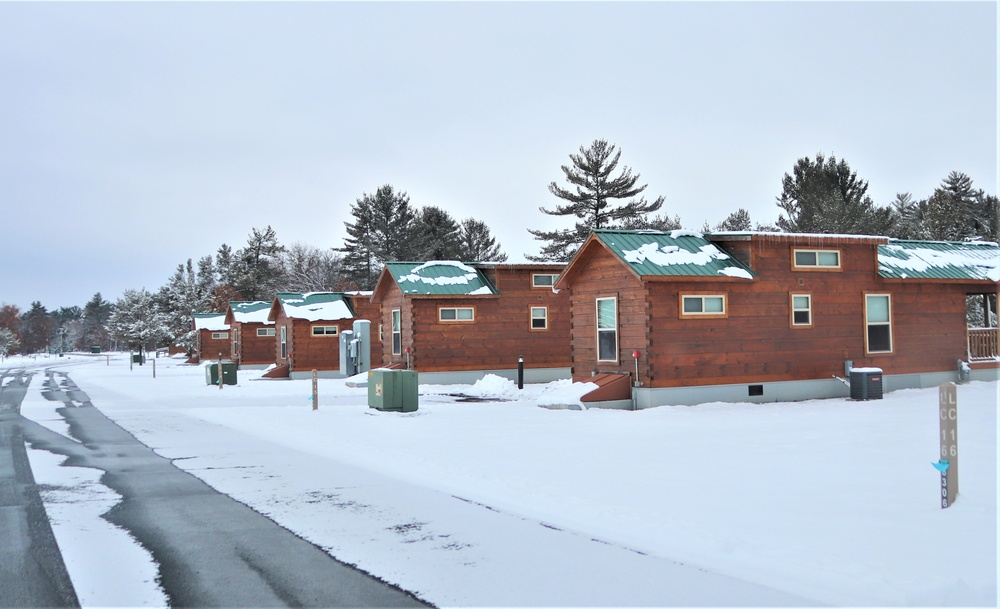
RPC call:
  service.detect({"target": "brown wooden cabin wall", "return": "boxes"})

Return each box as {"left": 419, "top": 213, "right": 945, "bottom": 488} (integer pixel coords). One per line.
{"left": 566, "top": 245, "right": 648, "bottom": 383}
{"left": 643, "top": 238, "right": 978, "bottom": 388}
{"left": 288, "top": 318, "right": 346, "bottom": 372}
{"left": 406, "top": 267, "right": 572, "bottom": 373}
{"left": 198, "top": 329, "right": 231, "bottom": 361}
{"left": 237, "top": 322, "right": 276, "bottom": 366}
{"left": 380, "top": 287, "right": 410, "bottom": 368}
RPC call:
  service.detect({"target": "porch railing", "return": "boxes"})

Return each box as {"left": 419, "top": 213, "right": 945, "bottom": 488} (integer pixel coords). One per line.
{"left": 968, "top": 327, "right": 1000, "bottom": 361}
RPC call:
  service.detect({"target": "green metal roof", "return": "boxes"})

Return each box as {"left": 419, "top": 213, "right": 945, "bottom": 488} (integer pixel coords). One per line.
{"left": 384, "top": 261, "right": 499, "bottom": 296}
{"left": 228, "top": 300, "right": 272, "bottom": 324}
{"left": 592, "top": 230, "right": 755, "bottom": 279}
{"left": 878, "top": 240, "right": 1000, "bottom": 282}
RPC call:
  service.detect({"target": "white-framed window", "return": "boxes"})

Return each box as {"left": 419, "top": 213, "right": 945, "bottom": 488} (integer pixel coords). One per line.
{"left": 680, "top": 294, "right": 727, "bottom": 317}
{"left": 280, "top": 326, "right": 287, "bottom": 359}
{"left": 311, "top": 325, "right": 339, "bottom": 336}
{"left": 793, "top": 249, "right": 841, "bottom": 269}
{"left": 391, "top": 309, "right": 401, "bottom": 355}
{"left": 791, "top": 293, "right": 812, "bottom": 327}
{"left": 211, "top": 332, "right": 229, "bottom": 340}
{"left": 530, "top": 306, "right": 548, "bottom": 330}
{"left": 257, "top": 327, "right": 276, "bottom": 337}
{"left": 596, "top": 297, "right": 618, "bottom": 362}
{"left": 532, "top": 273, "right": 559, "bottom": 288}
{"left": 439, "top": 307, "right": 475, "bottom": 322}
{"left": 865, "top": 294, "right": 893, "bottom": 354}
{"left": 232, "top": 328, "right": 239, "bottom": 356}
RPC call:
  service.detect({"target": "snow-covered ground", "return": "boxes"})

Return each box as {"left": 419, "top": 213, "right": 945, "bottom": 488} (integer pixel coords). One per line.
{"left": 7, "top": 353, "right": 998, "bottom": 607}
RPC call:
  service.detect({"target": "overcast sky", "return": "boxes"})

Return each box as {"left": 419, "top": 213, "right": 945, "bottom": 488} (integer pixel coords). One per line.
{"left": 1, "top": 2, "right": 995, "bottom": 312}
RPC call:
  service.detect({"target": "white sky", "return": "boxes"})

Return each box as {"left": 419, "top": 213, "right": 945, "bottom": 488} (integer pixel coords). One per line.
{"left": 1, "top": 2, "right": 996, "bottom": 311}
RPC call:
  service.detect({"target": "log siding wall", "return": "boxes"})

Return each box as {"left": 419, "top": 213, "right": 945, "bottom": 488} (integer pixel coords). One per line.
{"left": 569, "top": 237, "right": 985, "bottom": 388}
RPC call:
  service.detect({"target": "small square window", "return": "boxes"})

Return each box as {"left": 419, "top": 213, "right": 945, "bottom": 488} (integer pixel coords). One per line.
{"left": 791, "top": 294, "right": 812, "bottom": 327}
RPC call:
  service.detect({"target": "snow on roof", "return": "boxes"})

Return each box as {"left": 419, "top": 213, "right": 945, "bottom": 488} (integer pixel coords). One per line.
{"left": 595, "top": 230, "right": 755, "bottom": 280}
{"left": 228, "top": 301, "right": 274, "bottom": 325}
{"left": 276, "top": 292, "right": 355, "bottom": 321}
{"left": 878, "top": 240, "right": 1000, "bottom": 282}
{"left": 386, "top": 261, "right": 499, "bottom": 296}
{"left": 193, "top": 313, "right": 228, "bottom": 331}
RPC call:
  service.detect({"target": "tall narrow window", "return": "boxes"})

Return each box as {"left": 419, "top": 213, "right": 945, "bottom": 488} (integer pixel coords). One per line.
{"left": 791, "top": 294, "right": 812, "bottom": 327}
{"left": 865, "top": 294, "right": 892, "bottom": 353}
{"left": 391, "top": 309, "right": 402, "bottom": 355}
{"left": 596, "top": 297, "right": 618, "bottom": 362}
{"left": 232, "top": 328, "right": 239, "bottom": 358}
{"left": 280, "top": 326, "right": 287, "bottom": 360}
{"left": 530, "top": 306, "right": 548, "bottom": 330}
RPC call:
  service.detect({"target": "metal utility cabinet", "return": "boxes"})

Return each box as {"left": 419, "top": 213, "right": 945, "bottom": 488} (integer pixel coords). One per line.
{"left": 368, "top": 369, "right": 418, "bottom": 412}
{"left": 206, "top": 362, "right": 238, "bottom": 386}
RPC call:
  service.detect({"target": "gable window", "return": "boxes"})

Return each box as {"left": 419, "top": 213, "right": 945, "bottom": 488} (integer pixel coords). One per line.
{"left": 530, "top": 306, "right": 548, "bottom": 330}
{"left": 865, "top": 294, "right": 893, "bottom": 353}
{"left": 596, "top": 297, "right": 618, "bottom": 362}
{"left": 391, "top": 309, "right": 401, "bottom": 355}
{"left": 257, "top": 327, "right": 276, "bottom": 337}
{"left": 793, "top": 249, "right": 841, "bottom": 269}
{"left": 791, "top": 294, "right": 812, "bottom": 327}
{"left": 211, "top": 332, "right": 229, "bottom": 340}
{"left": 680, "top": 294, "right": 727, "bottom": 318}
{"left": 532, "top": 273, "right": 559, "bottom": 288}
{"left": 439, "top": 307, "right": 475, "bottom": 322}
{"left": 311, "top": 325, "right": 339, "bottom": 336}
{"left": 280, "top": 326, "right": 287, "bottom": 359}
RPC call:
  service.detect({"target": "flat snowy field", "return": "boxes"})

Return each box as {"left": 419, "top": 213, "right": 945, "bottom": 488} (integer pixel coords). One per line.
{"left": 7, "top": 353, "right": 997, "bottom": 607}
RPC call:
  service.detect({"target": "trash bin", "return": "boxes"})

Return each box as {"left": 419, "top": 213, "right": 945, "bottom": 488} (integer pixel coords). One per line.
{"left": 849, "top": 367, "right": 883, "bottom": 400}
{"left": 206, "top": 362, "right": 238, "bottom": 386}
{"left": 368, "top": 369, "right": 418, "bottom": 412}
{"left": 132, "top": 353, "right": 144, "bottom": 364}
{"left": 91, "top": 346, "right": 101, "bottom": 354}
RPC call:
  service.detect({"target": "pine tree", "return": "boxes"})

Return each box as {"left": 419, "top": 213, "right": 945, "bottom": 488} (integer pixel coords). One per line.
{"left": 887, "top": 193, "right": 927, "bottom": 239}
{"left": 20, "top": 302, "right": 53, "bottom": 354}
{"left": 158, "top": 259, "right": 214, "bottom": 351}
{"left": 0, "top": 328, "right": 16, "bottom": 359}
{"left": 776, "top": 153, "right": 893, "bottom": 235}
{"left": 0, "top": 304, "right": 22, "bottom": 354}
{"left": 107, "top": 289, "right": 169, "bottom": 356}
{"left": 714, "top": 209, "right": 753, "bottom": 232}
{"left": 458, "top": 219, "right": 507, "bottom": 262}
{"left": 339, "top": 184, "right": 419, "bottom": 290}
{"left": 528, "top": 139, "right": 666, "bottom": 261}
{"left": 414, "top": 206, "right": 462, "bottom": 260}
{"left": 233, "top": 226, "right": 286, "bottom": 300}
{"left": 80, "top": 293, "right": 113, "bottom": 351}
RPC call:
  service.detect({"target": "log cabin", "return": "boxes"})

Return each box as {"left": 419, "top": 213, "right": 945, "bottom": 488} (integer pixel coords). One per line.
{"left": 193, "top": 313, "right": 231, "bottom": 364}
{"left": 266, "top": 292, "right": 379, "bottom": 379}
{"left": 370, "top": 261, "right": 571, "bottom": 384}
{"left": 224, "top": 301, "right": 275, "bottom": 369}
{"left": 554, "top": 229, "right": 1000, "bottom": 408}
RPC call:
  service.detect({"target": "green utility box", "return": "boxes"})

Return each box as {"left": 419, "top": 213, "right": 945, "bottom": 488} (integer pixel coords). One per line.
{"left": 368, "top": 369, "right": 418, "bottom": 412}
{"left": 91, "top": 346, "right": 101, "bottom": 354}
{"left": 206, "top": 361, "right": 238, "bottom": 386}
{"left": 132, "top": 353, "right": 144, "bottom": 364}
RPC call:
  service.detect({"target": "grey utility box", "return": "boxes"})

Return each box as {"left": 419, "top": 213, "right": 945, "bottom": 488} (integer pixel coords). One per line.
{"left": 849, "top": 367, "right": 883, "bottom": 400}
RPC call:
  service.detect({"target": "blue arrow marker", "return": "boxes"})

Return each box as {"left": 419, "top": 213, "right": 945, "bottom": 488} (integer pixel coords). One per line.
{"left": 932, "top": 459, "right": 950, "bottom": 472}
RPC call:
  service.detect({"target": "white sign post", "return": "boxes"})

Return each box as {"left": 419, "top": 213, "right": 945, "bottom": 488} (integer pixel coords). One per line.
{"left": 937, "top": 382, "right": 959, "bottom": 508}
{"left": 312, "top": 369, "right": 319, "bottom": 410}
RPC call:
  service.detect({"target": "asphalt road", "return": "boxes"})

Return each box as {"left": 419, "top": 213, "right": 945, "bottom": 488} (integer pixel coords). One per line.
{"left": 1, "top": 366, "right": 429, "bottom": 608}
